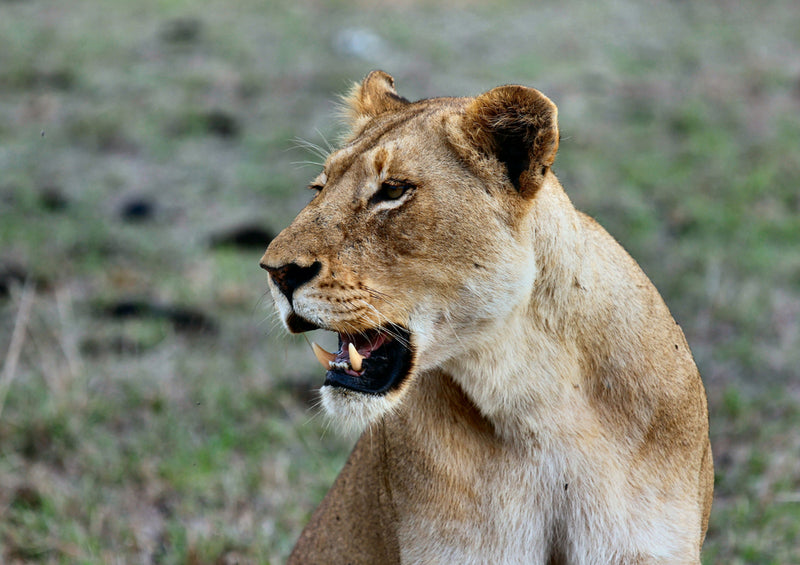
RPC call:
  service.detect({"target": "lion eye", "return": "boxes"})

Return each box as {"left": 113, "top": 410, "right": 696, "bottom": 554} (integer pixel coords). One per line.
{"left": 383, "top": 184, "right": 405, "bottom": 199}
{"left": 375, "top": 180, "right": 414, "bottom": 203}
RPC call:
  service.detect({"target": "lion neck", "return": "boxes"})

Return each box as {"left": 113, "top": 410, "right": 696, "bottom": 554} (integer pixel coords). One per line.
{"left": 440, "top": 176, "right": 606, "bottom": 442}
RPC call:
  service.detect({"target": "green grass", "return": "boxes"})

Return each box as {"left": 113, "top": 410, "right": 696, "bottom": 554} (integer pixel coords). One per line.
{"left": 1, "top": 0, "right": 799, "bottom": 562}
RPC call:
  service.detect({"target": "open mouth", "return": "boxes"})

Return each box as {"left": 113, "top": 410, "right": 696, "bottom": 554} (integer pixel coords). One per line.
{"left": 310, "top": 325, "right": 413, "bottom": 395}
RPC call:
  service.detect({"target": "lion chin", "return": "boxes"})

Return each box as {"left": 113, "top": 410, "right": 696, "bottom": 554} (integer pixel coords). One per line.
{"left": 319, "top": 385, "right": 399, "bottom": 435}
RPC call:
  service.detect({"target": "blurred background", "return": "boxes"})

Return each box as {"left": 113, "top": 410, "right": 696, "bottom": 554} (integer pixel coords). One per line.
{"left": 1, "top": 0, "right": 799, "bottom": 563}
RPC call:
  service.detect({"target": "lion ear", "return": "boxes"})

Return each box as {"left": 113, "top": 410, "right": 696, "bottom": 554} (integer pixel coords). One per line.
{"left": 463, "top": 85, "right": 559, "bottom": 196}
{"left": 343, "top": 70, "right": 410, "bottom": 125}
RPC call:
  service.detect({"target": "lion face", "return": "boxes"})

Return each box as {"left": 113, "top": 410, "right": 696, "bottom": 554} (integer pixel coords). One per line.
{"left": 261, "top": 71, "right": 558, "bottom": 428}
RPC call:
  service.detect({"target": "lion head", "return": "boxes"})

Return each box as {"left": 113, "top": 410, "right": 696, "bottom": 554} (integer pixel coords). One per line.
{"left": 261, "top": 71, "right": 559, "bottom": 430}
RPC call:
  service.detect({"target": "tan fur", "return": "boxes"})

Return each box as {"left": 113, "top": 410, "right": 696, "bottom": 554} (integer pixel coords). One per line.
{"left": 261, "top": 71, "right": 713, "bottom": 564}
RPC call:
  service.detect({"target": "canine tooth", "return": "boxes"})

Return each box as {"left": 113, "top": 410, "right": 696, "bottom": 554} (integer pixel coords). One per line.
{"left": 312, "top": 342, "right": 335, "bottom": 370}
{"left": 348, "top": 343, "right": 363, "bottom": 372}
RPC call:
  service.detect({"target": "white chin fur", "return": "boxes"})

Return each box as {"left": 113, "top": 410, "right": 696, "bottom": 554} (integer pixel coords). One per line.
{"left": 320, "top": 385, "right": 397, "bottom": 435}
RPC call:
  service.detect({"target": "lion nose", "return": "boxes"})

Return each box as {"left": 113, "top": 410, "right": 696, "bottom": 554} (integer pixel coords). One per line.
{"left": 261, "top": 261, "right": 322, "bottom": 304}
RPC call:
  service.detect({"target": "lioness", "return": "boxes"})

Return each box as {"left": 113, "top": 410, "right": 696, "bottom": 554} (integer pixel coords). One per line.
{"left": 261, "top": 71, "right": 713, "bottom": 564}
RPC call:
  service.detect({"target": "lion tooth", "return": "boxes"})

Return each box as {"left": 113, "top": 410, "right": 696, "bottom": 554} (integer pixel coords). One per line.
{"left": 348, "top": 343, "right": 363, "bottom": 372}
{"left": 311, "top": 342, "right": 335, "bottom": 370}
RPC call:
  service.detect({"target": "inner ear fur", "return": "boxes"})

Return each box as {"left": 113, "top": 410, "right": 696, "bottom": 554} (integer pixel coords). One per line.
{"left": 464, "top": 85, "right": 559, "bottom": 195}
{"left": 343, "top": 70, "right": 410, "bottom": 126}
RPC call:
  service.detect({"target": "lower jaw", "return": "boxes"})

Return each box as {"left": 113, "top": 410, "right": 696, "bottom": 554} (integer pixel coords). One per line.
{"left": 323, "top": 367, "right": 409, "bottom": 395}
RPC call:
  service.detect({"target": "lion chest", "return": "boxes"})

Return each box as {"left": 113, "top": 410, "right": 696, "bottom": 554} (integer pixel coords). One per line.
{"left": 395, "top": 454, "right": 558, "bottom": 563}
{"left": 387, "top": 436, "right": 698, "bottom": 565}
{"left": 390, "top": 439, "right": 577, "bottom": 563}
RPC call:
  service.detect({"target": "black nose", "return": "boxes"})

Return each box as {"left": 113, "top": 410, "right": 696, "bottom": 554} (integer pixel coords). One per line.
{"left": 261, "top": 261, "right": 322, "bottom": 303}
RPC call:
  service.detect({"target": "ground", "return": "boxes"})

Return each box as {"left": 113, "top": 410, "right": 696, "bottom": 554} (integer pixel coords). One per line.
{"left": 1, "top": 0, "right": 799, "bottom": 563}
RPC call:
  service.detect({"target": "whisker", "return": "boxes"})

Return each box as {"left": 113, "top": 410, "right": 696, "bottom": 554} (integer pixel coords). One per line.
{"left": 354, "top": 299, "right": 411, "bottom": 349}
{"left": 291, "top": 160, "right": 325, "bottom": 169}
{"left": 253, "top": 301, "right": 283, "bottom": 333}
{"left": 443, "top": 310, "right": 467, "bottom": 351}
{"left": 305, "top": 394, "right": 327, "bottom": 426}
{"left": 363, "top": 285, "right": 406, "bottom": 311}
{"left": 314, "top": 127, "right": 335, "bottom": 152}
{"left": 251, "top": 290, "right": 270, "bottom": 314}
{"left": 363, "top": 285, "right": 393, "bottom": 301}
{"left": 292, "top": 137, "right": 330, "bottom": 161}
